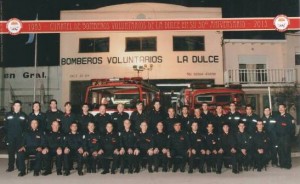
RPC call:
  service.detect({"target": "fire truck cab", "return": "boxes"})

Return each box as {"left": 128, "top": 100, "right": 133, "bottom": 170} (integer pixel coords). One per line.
{"left": 84, "top": 77, "right": 161, "bottom": 115}
{"left": 179, "top": 83, "right": 245, "bottom": 114}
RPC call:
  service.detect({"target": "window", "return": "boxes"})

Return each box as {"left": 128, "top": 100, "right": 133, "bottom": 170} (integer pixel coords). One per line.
{"left": 196, "top": 95, "right": 213, "bottom": 103}
{"left": 126, "top": 37, "right": 156, "bottom": 51}
{"left": 173, "top": 36, "right": 205, "bottom": 51}
{"left": 239, "top": 64, "right": 267, "bottom": 83}
{"left": 79, "top": 38, "right": 109, "bottom": 53}
{"left": 295, "top": 53, "right": 300, "bottom": 65}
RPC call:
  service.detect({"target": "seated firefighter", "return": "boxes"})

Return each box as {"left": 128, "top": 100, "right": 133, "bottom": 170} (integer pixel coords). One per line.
{"left": 17, "top": 119, "right": 44, "bottom": 177}
{"left": 63, "top": 122, "right": 87, "bottom": 176}
{"left": 119, "top": 119, "right": 138, "bottom": 174}
{"left": 83, "top": 121, "right": 102, "bottom": 173}
{"left": 204, "top": 123, "right": 219, "bottom": 173}
{"left": 252, "top": 119, "right": 270, "bottom": 172}
{"left": 100, "top": 122, "right": 120, "bottom": 174}
{"left": 236, "top": 121, "right": 252, "bottom": 172}
{"left": 188, "top": 121, "right": 206, "bottom": 174}
{"left": 153, "top": 121, "right": 170, "bottom": 172}
{"left": 135, "top": 121, "right": 154, "bottom": 173}
{"left": 216, "top": 123, "right": 238, "bottom": 174}
{"left": 42, "top": 120, "right": 64, "bottom": 176}
{"left": 169, "top": 122, "right": 191, "bottom": 173}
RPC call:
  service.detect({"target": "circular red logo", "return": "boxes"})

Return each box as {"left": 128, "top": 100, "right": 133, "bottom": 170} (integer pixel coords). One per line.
{"left": 6, "top": 18, "right": 23, "bottom": 35}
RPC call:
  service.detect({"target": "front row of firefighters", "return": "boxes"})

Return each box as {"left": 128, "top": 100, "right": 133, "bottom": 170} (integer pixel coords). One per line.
{"left": 17, "top": 117, "right": 274, "bottom": 176}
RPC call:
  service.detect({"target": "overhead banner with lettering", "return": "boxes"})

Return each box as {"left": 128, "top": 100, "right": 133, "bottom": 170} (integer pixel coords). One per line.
{"left": 1, "top": 16, "right": 300, "bottom": 34}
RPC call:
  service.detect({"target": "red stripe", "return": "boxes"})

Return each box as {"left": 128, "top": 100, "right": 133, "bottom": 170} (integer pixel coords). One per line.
{"left": 0, "top": 17, "right": 299, "bottom": 34}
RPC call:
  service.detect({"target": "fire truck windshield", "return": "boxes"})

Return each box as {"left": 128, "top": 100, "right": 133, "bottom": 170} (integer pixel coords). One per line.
{"left": 88, "top": 86, "right": 144, "bottom": 109}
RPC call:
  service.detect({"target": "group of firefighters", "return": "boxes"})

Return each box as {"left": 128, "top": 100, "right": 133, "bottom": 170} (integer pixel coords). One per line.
{"left": 3, "top": 99, "right": 296, "bottom": 177}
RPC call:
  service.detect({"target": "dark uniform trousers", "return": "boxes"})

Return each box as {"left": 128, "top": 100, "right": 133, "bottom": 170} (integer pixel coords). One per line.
{"left": 136, "top": 132, "right": 154, "bottom": 171}
{"left": 17, "top": 147, "right": 42, "bottom": 173}
{"left": 263, "top": 116, "right": 278, "bottom": 165}
{"left": 43, "top": 149, "right": 62, "bottom": 172}
{"left": 63, "top": 132, "right": 86, "bottom": 173}
{"left": 252, "top": 131, "right": 270, "bottom": 171}
{"left": 120, "top": 152, "right": 136, "bottom": 171}
{"left": 7, "top": 137, "right": 22, "bottom": 170}
{"left": 154, "top": 150, "right": 168, "bottom": 171}
{"left": 169, "top": 131, "right": 190, "bottom": 171}
{"left": 63, "top": 149, "right": 84, "bottom": 172}
{"left": 101, "top": 133, "right": 120, "bottom": 172}
{"left": 84, "top": 132, "right": 101, "bottom": 172}
{"left": 205, "top": 133, "right": 219, "bottom": 171}
{"left": 216, "top": 133, "right": 238, "bottom": 173}
{"left": 119, "top": 130, "right": 137, "bottom": 172}
{"left": 189, "top": 132, "right": 206, "bottom": 172}
{"left": 236, "top": 132, "right": 252, "bottom": 170}
{"left": 4, "top": 112, "right": 28, "bottom": 170}
{"left": 276, "top": 113, "right": 294, "bottom": 169}
{"left": 277, "top": 135, "right": 291, "bottom": 168}
{"left": 153, "top": 132, "right": 169, "bottom": 171}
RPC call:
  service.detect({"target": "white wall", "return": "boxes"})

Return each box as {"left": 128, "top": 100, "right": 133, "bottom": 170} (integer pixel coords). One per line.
{"left": 60, "top": 3, "right": 223, "bottom": 103}
{"left": 0, "top": 66, "right": 61, "bottom": 113}
{"left": 223, "top": 40, "right": 286, "bottom": 70}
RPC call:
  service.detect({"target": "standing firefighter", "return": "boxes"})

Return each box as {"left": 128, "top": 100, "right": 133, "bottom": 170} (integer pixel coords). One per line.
{"left": 4, "top": 100, "right": 28, "bottom": 172}
{"left": 275, "top": 104, "right": 295, "bottom": 169}
{"left": 262, "top": 107, "right": 278, "bottom": 167}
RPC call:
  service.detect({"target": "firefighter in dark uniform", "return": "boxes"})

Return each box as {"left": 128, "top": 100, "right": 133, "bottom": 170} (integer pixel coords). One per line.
{"left": 252, "top": 120, "right": 270, "bottom": 172}
{"left": 236, "top": 121, "right": 252, "bottom": 172}
{"left": 164, "top": 107, "right": 180, "bottom": 133}
{"left": 94, "top": 104, "right": 112, "bottom": 135}
{"left": 242, "top": 104, "right": 259, "bottom": 134}
{"left": 111, "top": 103, "right": 129, "bottom": 133}
{"left": 226, "top": 102, "right": 241, "bottom": 134}
{"left": 153, "top": 121, "right": 170, "bottom": 172}
{"left": 179, "top": 105, "right": 191, "bottom": 132}
{"left": 63, "top": 122, "right": 87, "bottom": 176}
{"left": 275, "top": 104, "right": 295, "bottom": 169}
{"left": 201, "top": 102, "right": 214, "bottom": 124}
{"left": 213, "top": 105, "right": 226, "bottom": 134}
{"left": 61, "top": 102, "right": 78, "bottom": 134}
{"left": 130, "top": 101, "right": 148, "bottom": 133}
{"left": 4, "top": 100, "right": 28, "bottom": 172}
{"left": 188, "top": 121, "right": 206, "bottom": 173}
{"left": 169, "top": 122, "right": 191, "bottom": 173}
{"left": 204, "top": 123, "right": 219, "bottom": 172}
{"left": 147, "top": 100, "right": 166, "bottom": 133}
{"left": 41, "top": 120, "right": 63, "bottom": 176}
{"left": 100, "top": 122, "right": 120, "bottom": 174}
{"left": 190, "top": 107, "right": 206, "bottom": 134}
{"left": 135, "top": 121, "right": 154, "bottom": 173}
{"left": 17, "top": 119, "right": 44, "bottom": 176}
{"left": 262, "top": 107, "right": 278, "bottom": 167}
{"left": 119, "top": 119, "right": 137, "bottom": 174}
{"left": 216, "top": 123, "right": 238, "bottom": 174}
{"left": 28, "top": 101, "right": 47, "bottom": 133}
{"left": 83, "top": 121, "right": 102, "bottom": 173}
{"left": 77, "top": 103, "right": 94, "bottom": 133}
{"left": 45, "top": 99, "right": 63, "bottom": 132}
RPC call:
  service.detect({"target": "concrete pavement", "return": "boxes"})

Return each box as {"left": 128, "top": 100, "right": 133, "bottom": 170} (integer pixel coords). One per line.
{"left": 0, "top": 158, "right": 299, "bottom": 184}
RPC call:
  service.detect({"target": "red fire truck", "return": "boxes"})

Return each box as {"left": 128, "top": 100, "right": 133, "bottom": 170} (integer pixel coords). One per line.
{"left": 179, "top": 83, "right": 246, "bottom": 114}
{"left": 84, "top": 77, "right": 162, "bottom": 115}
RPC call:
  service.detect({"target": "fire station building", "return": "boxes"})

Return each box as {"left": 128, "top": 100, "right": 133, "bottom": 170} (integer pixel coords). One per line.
{"left": 0, "top": 3, "right": 299, "bottom": 118}
{"left": 59, "top": 3, "right": 224, "bottom": 108}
